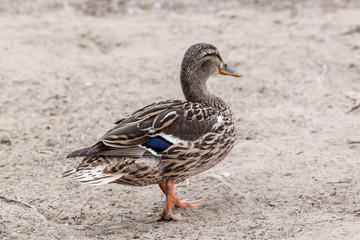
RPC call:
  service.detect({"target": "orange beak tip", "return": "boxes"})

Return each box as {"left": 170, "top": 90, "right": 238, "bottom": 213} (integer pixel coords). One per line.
{"left": 218, "top": 67, "right": 242, "bottom": 78}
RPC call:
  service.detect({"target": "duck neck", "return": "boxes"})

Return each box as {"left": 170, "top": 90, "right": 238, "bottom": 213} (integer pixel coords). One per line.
{"left": 180, "top": 71, "right": 226, "bottom": 108}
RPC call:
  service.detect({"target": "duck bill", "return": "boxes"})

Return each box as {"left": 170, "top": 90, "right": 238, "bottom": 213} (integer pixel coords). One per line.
{"left": 218, "top": 66, "right": 242, "bottom": 77}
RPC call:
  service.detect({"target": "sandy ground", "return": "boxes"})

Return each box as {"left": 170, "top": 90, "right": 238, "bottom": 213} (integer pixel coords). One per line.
{"left": 1, "top": 0, "right": 360, "bottom": 239}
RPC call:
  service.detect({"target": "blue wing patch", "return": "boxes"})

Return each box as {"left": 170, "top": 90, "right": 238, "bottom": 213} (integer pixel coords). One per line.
{"left": 142, "top": 137, "right": 172, "bottom": 153}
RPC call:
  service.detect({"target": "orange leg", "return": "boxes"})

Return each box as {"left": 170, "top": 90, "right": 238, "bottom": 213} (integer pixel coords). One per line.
{"left": 156, "top": 180, "right": 205, "bottom": 221}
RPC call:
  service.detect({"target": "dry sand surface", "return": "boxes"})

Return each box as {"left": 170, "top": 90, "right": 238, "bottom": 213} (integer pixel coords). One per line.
{"left": 1, "top": 0, "right": 360, "bottom": 239}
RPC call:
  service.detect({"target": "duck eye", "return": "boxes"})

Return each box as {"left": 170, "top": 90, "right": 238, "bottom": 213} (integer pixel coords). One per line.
{"left": 204, "top": 52, "right": 217, "bottom": 58}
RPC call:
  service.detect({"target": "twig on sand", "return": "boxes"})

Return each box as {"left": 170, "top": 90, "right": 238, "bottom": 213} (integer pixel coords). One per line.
{"left": 0, "top": 196, "right": 47, "bottom": 220}
{"left": 344, "top": 91, "right": 360, "bottom": 114}
{"left": 80, "top": 197, "right": 93, "bottom": 219}
{"left": 316, "top": 61, "right": 328, "bottom": 89}
{"left": 345, "top": 99, "right": 360, "bottom": 114}
{"left": 347, "top": 140, "right": 360, "bottom": 144}
{"left": 342, "top": 25, "right": 360, "bottom": 35}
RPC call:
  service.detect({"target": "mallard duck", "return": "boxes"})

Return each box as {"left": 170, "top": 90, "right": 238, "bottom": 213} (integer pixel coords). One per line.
{"left": 63, "top": 43, "right": 242, "bottom": 221}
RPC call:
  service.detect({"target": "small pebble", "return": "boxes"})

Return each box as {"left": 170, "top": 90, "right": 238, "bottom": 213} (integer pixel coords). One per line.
{"left": 222, "top": 172, "right": 230, "bottom": 177}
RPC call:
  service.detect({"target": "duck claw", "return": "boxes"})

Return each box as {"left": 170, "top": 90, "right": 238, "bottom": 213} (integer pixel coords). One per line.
{"left": 175, "top": 199, "right": 205, "bottom": 208}
{"left": 156, "top": 213, "right": 187, "bottom": 222}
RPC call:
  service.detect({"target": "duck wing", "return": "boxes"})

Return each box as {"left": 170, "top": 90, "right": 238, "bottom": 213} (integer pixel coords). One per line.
{"left": 66, "top": 100, "right": 220, "bottom": 158}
